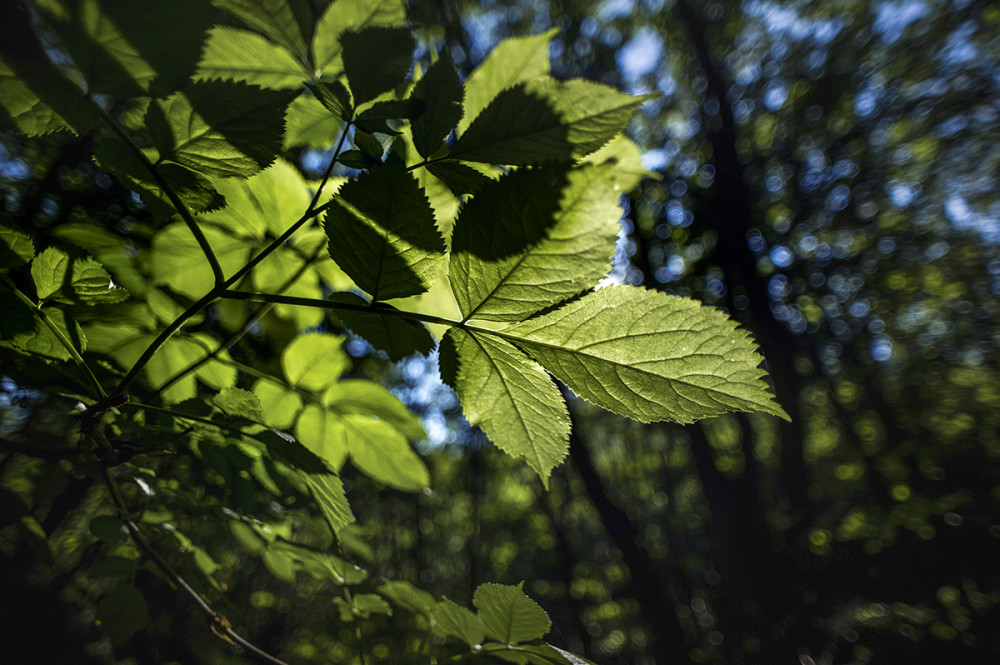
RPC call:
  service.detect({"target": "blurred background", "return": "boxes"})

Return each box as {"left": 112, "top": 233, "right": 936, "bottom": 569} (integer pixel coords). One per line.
{"left": 3, "top": 0, "right": 999, "bottom": 664}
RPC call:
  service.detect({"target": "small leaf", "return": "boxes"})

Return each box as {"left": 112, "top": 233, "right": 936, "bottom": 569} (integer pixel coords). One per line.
{"left": 284, "top": 94, "right": 343, "bottom": 150}
{"left": 410, "top": 54, "right": 463, "bottom": 158}
{"left": 502, "top": 286, "right": 789, "bottom": 423}
{"left": 0, "top": 221, "right": 35, "bottom": 271}
{"left": 252, "top": 379, "right": 303, "bottom": 430}
{"left": 147, "top": 81, "right": 295, "bottom": 179}
{"left": 97, "top": 584, "right": 149, "bottom": 646}
{"left": 324, "top": 379, "right": 425, "bottom": 440}
{"left": 474, "top": 583, "right": 551, "bottom": 645}
{"left": 458, "top": 29, "right": 556, "bottom": 135}
{"left": 307, "top": 80, "right": 354, "bottom": 122}
{"left": 302, "top": 471, "right": 355, "bottom": 535}
{"left": 449, "top": 165, "right": 620, "bottom": 322}
{"left": 67, "top": 256, "right": 130, "bottom": 305}
{"left": 324, "top": 166, "right": 445, "bottom": 300}
{"left": 195, "top": 26, "right": 307, "bottom": 90}
{"left": 341, "top": 27, "right": 415, "bottom": 105}
{"left": 378, "top": 580, "right": 436, "bottom": 616}
{"left": 344, "top": 416, "right": 429, "bottom": 491}
{"left": 30, "top": 246, "right": 69, "bottom": 301}
{"left": 352, "top": 593, "right": 392, "bottom": 617}
{"left": 89, "top": 516, "right": 129, "bottom": 546}
{"left": 443, "top": 329, "right": 568, "bottom": 486}
{"left": 450, "top": 78, "right": 648, "bottom": 165}
{"left": 312, "top": 0, "right": 407, "bottom": 78}
{"left": 295, "top": 405, "right": 349, "bottom": 469}
{"left": 426, "top": 162, "right": 493, "bottom": 196}
{"left": 213, "top": 387, "right": 264, "bottom": 422}
{"left": 263, "top": 546, "right": 298, "bottom": 582}
{"left": 328, "top": 293, "right": 435, "bottom": 362}
{"left": 338, "top": 149, "right": 379, "bottom": 170}
{"left": 433, "top": 598, "right": 486, "bottom": 646}
{"left": 281, "top": 332, "right": 349, "bottom": 391}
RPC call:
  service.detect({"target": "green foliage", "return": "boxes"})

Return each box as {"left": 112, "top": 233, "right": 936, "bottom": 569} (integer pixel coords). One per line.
{"left": 0, "top": 0, "right": 786, "bottom": 661}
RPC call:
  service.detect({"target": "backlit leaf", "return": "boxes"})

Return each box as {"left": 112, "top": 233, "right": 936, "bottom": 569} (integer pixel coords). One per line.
{"left": 295, "top": 404, "right": 349, "bottom": 468}
{"left": 325, "top": 166, "right": 445, "bottom": 300}
{"left": 284, "top": 94, "right": 343, "bottom": 150}
{"left": 345, "top": 415, "right": 429, "bottom": 491}
{"left": 214, "top": 387, "right": 264, "bottom": 422}
{"left": 502, "top": 286, "right": 789, "bottom": 423}
{"left": 458, "top": 29, "right": 556, "bottom": 135}
{"left": 323, "top": 379, "right": 425, "bottom": 440}
{"left": 313, "top": 0, "right": 407, "bottom": 78}
{"left": 433, "top": 598, "right": 486, "bottom": 647}
{"left": 474, "top": 583, "right": 551, "bottom": 645}
{"left": 410, "top": 54, "right": 462, "bottom": 157}
{"left": 443, "top": 329, "right": 567, "bottom": 486}
{"left": 328, "top": 292, "right": 435, "bottom": 361}
{"left": 281, "top": 332, "right": 349, "bottom": 391}
{"left": 203, "top": 159, "right": 313, "bottom": 238}
{"left": 252, "top": 379, "right": 303, "bottom": 430}
{"left": 302, "top": 471, "right": 354, "bottom": 534}
{"left": 449, "top": 165, "right": 619, "bottom": 322}
{"left": 196, "top": 26, "right": 307, "bottom": 90}
{"left": 151, "top": 222, "right": 250, "bottom": 300}
{"left": 341, "top": 27, "right": 415, "bottom": 105}
{"left": 213, "top": 0, "right": 309, "bottom": 61}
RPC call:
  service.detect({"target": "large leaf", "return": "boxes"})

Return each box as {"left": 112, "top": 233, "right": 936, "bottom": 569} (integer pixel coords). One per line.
{"left": 449, "top": 165, "right": 619, "bottom": 322}
{"left": 151, "top": 222, "right": 250, "bottom": 300}
{"left": 252, "top": 379, "right": 303, "bottom": 430}
{"left": 499, "top": 286, "right": 789, "bottom": 423}
{"left": 410, "top": 55, "right": 463, "bottom": 158}
{"left": 30, "top": 247, "right": 129, "bottom": 305}
{"left": 284, "top": 94, "right": 343, "bottom": 150}
{"left": 458, "top": 29, "right": 556, "bottom": 135}
{"left": 1, "top": 303, "right": 84, "bottom": 363}
{"left": 341, "top": 27, "right": 415, "bottom": 105}
{"left": 324, "top": 167, "right": 445, "bottom": 300}
{"left": 281, "top": 332, "right": 349, "bottom": 392}
{"left": 213, "top": 0, "right": 310, "bottom": 61}
{"left": 449, "top": 78, "right": 647, "bottom": 165}
{"left": 36, "top": 0, "right": 213, "bottom": 98}
{"left": 195, "top": 26, "right": 307, "bottom": 90}
{"left": 328, "top": 292, "right": 435, "bottom": 361}
{"left": 433, "top": 598, "right": 486, "bottom": 647}
{"left": 295, "top": 404, "right": 349, "bottom": 468}
{"left": 474, "top": 583, "right": 551, "bottom": 645}
{"left": 312, "top": 0, "right": 407, "bottom": 78}
{"left": 147, "top": 81, "right": 295, "bottom": 178}
{"left": 443, "top": 329, "right": 567, "bottom": 486}
{"left": 344, "top": 416, "right": 429, "bottom": 491}
{"left": 323, "top": 380, "right": 425, "bottom": 441}
{"left": 0, "top": 222, "right": 35, "bottom": 271}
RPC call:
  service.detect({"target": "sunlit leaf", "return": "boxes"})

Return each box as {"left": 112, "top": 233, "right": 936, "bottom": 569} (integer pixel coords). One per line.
{"left": 281, "top": 332, "right": 349, "bottom": 391}
{"left": 151, "top": 222, "right": 250, "bottom": 299}
{"left": 284, "top": 94, "right": 343, "bottom": 150}
{"left": 433, "top": 598, "right": 486, "bottom": 647}
{"left": 328, "top": 292, "right": 435, "bottom": 361}
{"left": 344, "top": 415, "right": 429, "bottom": 491}
{"left": 302, "top": 471, "right": 354, "bottom": 534}
{"left": 502, "top": 286, "right": 789, "bottom": 423}
{"left": 378, "top": 580, "right": 436, "bottom": 616}
{"left": 252, "top": 379, "right": 303, "bottom": 430}
{"left": 312, "top": 0, "right": 407, "bottom": 78}
{"left": 213, "top": 387, "right": 264, "bottom": 422}
{"left": 443, "top": 329, "right": 567, "bottom": 486}
{"left": 474, "top": 583, "right": 551, "bottom": 645}
{"left": 295, "top": 404, "right": 348, "bottom": 469}
{"left": 449, "top": 165, "right": 619, "bottom": 322}
{"left": 213, "top": 0, "right": 309, "bottom": 61}
{"left": 323, "top": 379, "right": 425, "bottom": 440}
{"left": 196, "top": 26, "right": 307, "bottom": 90}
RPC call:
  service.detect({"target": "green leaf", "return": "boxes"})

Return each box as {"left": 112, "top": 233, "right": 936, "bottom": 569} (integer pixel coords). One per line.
{"left": 443, "top": 329, "right": 567, "bottom": 486}
{"left": 295, "top": 404, "right": 349, "bottom": 468}
{"left": 328, "top": 292, "right": 435, "bottom": 362}
{"left": 342, "top": 27, "right": 415, "bottom": 105}
{"left": 36, "top": 0, "right": 214, "bottom": 98}
{"left": 284, "top": 94, "right": 343, "bottom": 150}
{"left": 151, "top": 222, "right": 250, "bottom": 300}
{"left": 213, "top": 0, "right": 309, "bottom": 61}
{"left": 214, "top": 387, "right": 265, "bottom": 422}
{"left": 474, "top": 583, "right": 551, "bottom": 645}
{"left": 3, "top": 305, "right": 85, "bottom": 362}
{"left": 450, "top": 78, "right": 647, "bottom": 165}
{"left": 323, "top": 379, "right": 425, "bottom": 440}
{"left": 484, "top": 641, "right": 593, "bottom": 665}
{"left": 0, "top": 221, "right": 35, "bottom": 271}
{"left": 30, "top": 247, "right": 69, "bottom": 301}
{"left": 352, "top": 593, "right": 393, "bottom": 616}
{"left": 312, "top": 0, "right": 407, "bottom": 78}
{"left": 281, "top": 332, "right": 349, "bottom": 391}
{"left": 307, "top": 80, "right": 354, "bottom": 122}
{"left": 433, "top": 598, "right": 486, "bottom": 646}
{"left": 324, "top": 166, "right": 445, "bottom": 300}
{"left": 502, "top": 286, "right": 789, "bottom": 423}
{"left": 302, "top": 471, "right": 355, "bottom": 535}
{"left": 581, "top": 133, "right": 658, "bottom": 193}
{"left": 252, "top": 246, "right": 325, "bottom": 331}
{"left": 425, "top": 162, "right": 493, "bottom": 197}
{"left": 344, "top": 416, "right": 429, "bottom": 491}
{"left": 410, "top": 55, "right": 463, "bottom": 158}
{"left": 97, "top": 584, "right": 149, "bottom": 646}
{"left": 145, "top": 334, "right": 237, "bottom": 403}
{"left": 89, "top": 516, "right": 129, "bottom": 546}
{"left": 378, "top": 580, "right": 436, "bottom": 616}
{"left": 203, "top": 159, "right": 313, "bottom": 238}
{"left": 458, "top": 29, "right": 556, "bottom": 135}
{"left": 449, "top": 165, "right": 619, "bottom": 322}
{"left": 147, "top": 81, "right": 295, "bottom": 179}
{"left": 263, "top": 545, "right": 298, "bottom": 582}
{"left": 252, "top": 379, "right": 303, "bottom": 430}
{"left": 196, "top": 26, "right": 307, "bottom": 90}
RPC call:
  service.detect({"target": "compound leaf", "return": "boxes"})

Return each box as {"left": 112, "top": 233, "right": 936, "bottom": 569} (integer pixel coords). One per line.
{"left": 196, "top": 26, "right": 307, "bottom": 90}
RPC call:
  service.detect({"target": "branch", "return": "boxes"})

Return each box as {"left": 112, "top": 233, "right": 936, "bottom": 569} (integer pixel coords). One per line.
{"left": 91, "top": 101, "right": 226, "bottom": 287}
{"left": 100, "top": 465, "right": 291, "bottom": 665}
